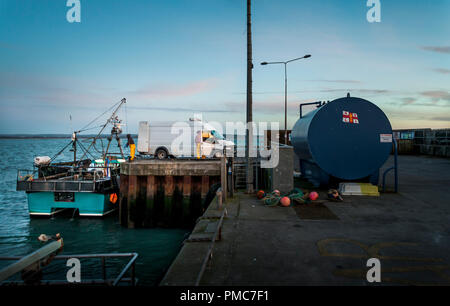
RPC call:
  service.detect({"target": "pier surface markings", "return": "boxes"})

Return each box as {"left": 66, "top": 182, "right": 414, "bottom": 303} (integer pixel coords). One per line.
{"left": 318, "top": 238, "right": 450, "bottom": 285}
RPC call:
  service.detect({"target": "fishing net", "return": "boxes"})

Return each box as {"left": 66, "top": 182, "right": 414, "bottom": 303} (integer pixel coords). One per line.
{"left": 287, "top": 188, "right": 312, "bottom": 205}
{"left": 262, "top": 191, "right": 281, "bottom": 206}
{"left": 262, "top": 188, "right": 310, "bottom": 206}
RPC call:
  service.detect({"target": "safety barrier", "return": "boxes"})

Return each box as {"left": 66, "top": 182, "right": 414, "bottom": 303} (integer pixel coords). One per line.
{"left": 194, "top": 190, "right": 228, "bottom": 286}
{"left": 0, "top": 252, "right": 138, "bottom": 286}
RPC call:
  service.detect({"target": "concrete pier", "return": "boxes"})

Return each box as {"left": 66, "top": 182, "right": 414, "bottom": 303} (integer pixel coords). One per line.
{"left": 161, "top": 155, "right": 450, "bottom": 285}
{"left": 119, "top": 159, "right": 224, "bottom": 228}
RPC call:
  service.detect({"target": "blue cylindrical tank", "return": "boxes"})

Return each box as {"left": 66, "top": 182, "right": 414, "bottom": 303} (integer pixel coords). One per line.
{"left": 291, "top": 96, "right": 392, "bottom": 182}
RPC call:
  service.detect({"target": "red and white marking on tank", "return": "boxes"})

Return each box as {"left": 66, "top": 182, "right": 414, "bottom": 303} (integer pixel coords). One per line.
{"left": 342, "top": 111, "right": 359, "bottom": 124}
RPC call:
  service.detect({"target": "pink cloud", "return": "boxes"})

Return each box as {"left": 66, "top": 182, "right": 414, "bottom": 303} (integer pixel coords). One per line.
{"left": 420, "top": 91, "right": 450, "bottom": 103}
{"left": 401, "top": 97, "right": 417, "bottom": 105}
{"left": 129, "top": 79, "right": 217, "bottom": 99}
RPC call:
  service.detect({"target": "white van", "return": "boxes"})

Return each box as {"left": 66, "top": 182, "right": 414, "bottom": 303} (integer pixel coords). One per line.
{"left": 137, "top": 119, "right": 235, "bottom": 159}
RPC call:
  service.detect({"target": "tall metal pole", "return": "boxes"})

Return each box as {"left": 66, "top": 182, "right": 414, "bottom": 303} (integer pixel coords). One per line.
{"left": 246, "top": 0, "right": 254, "bottom": 193}
{"left": 284, "top": 63, "right": 287, "bottom": 144}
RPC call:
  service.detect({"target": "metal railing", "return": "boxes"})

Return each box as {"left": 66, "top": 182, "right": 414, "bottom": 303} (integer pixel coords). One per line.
{"left": 194, "top": 203, "right": 228, "bottom": 286}
{"left": 0, "top": 252, "right": 138, "bottom": 286}
{"left": 382, "top": 138, "right": 398, "bottom": 193}
{"left": 17, "top": 169, "right": 37, "bottom": 181}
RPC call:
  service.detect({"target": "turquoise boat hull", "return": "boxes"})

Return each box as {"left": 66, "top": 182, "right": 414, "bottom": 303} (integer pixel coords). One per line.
{"left": 27, "top": 192, "right": 116, "bottom": 217}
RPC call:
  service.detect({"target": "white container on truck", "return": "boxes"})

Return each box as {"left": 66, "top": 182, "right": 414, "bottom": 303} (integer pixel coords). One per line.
{"left": 137, "top": 119, "right": 234, "bottom": 159}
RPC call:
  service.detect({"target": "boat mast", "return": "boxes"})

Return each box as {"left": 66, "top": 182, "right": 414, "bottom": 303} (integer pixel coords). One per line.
{"left": 104, "top": 114, "right": 126, "bottom": 160}
{"left": 77, "top": 98, "right": 127, "bottom": 164}
{"left": 72, "top": 132, "right": 77, "bottom": 166}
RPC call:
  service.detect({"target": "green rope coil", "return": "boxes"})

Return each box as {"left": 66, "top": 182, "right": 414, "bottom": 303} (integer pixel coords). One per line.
{"left": 264, "top": 196, "right": 280, "bottom": 206}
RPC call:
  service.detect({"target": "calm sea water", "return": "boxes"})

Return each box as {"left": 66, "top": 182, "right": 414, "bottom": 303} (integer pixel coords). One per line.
{"left": 0, "top": 138, "right": 188, "bottom": 285}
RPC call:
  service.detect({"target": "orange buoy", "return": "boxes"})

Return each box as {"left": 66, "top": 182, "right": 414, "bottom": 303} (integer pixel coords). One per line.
{"left": 256, "top": 190, "right": 265, "bottom": 199}
{"left": 110, "top": 193, "right": 118, "bottom": 204}
{"left": 280, "top": 197, "right": 291, "bottom": 207}
{"left": 273, "top": 189, "right": 281, "bottom": 196}
{"left": 309, "top": 191, "right": 319, "bottom": 201}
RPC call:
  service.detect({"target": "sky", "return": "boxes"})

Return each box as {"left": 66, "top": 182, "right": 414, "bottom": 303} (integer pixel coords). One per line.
{"left": 0, "top": 0, "right": 449, "bottom": 134}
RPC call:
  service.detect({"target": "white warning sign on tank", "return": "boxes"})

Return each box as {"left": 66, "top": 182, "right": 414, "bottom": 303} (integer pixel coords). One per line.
{"left": 380, "top": 134, "right": 393, "bottom": 143}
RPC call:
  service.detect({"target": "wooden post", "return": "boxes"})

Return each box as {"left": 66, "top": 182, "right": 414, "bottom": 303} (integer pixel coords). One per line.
{"left": 128, "top": 175, "right": 137, "bottom": 228}
{"left": 174, "top": 176, "right": 184, "bottom": 225}
{"left": 201, "top": 176, "right": 209, "bottom": 199}
{"left": 183, "top": 176, "right": 192, "bottom": 197}
{"left": 146, "top": 175, "right": 155, "bottom": 226}
{"left": 165, "top": 176, "right": 174, "bottom": 224}
{"left": 146, "top": 176, "right": 155, "bottom": 202}
{"left": 183, "top": 176, "right": 192, "bottom": 226}
{"left": 165, "top": 176, "right": 174, "bottom": 196}
{"left": 119, "top": 175, "right": 129, "bottom": 226}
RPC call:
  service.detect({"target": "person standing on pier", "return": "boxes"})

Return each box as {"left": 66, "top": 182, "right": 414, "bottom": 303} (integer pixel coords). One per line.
{"left": 195, "top": 130, "right": 202, "bottom": 159}
{"left": 125, "top": 134, "right": 136, "bottom": 161}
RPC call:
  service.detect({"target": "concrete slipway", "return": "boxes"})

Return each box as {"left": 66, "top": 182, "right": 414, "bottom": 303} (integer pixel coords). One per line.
{"left": 161, "top": 155, "right": 450, "bottom": 286}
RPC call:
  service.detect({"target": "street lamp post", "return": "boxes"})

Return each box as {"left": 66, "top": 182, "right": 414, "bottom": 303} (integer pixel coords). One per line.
{"left": 261, "top": 54, "right": 311, "bottom": 144}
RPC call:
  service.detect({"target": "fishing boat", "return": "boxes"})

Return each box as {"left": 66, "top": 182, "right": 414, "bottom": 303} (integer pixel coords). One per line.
{"left": 16, "top": 99, "right": 129, "bottom": 217}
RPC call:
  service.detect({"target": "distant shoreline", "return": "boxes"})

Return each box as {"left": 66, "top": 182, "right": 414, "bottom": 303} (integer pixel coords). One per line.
{"left": 0, "top": 133, "right": 257, "bottom": 140}
{"left": 0, "top": 134, "right": 138, "bottom": 139}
